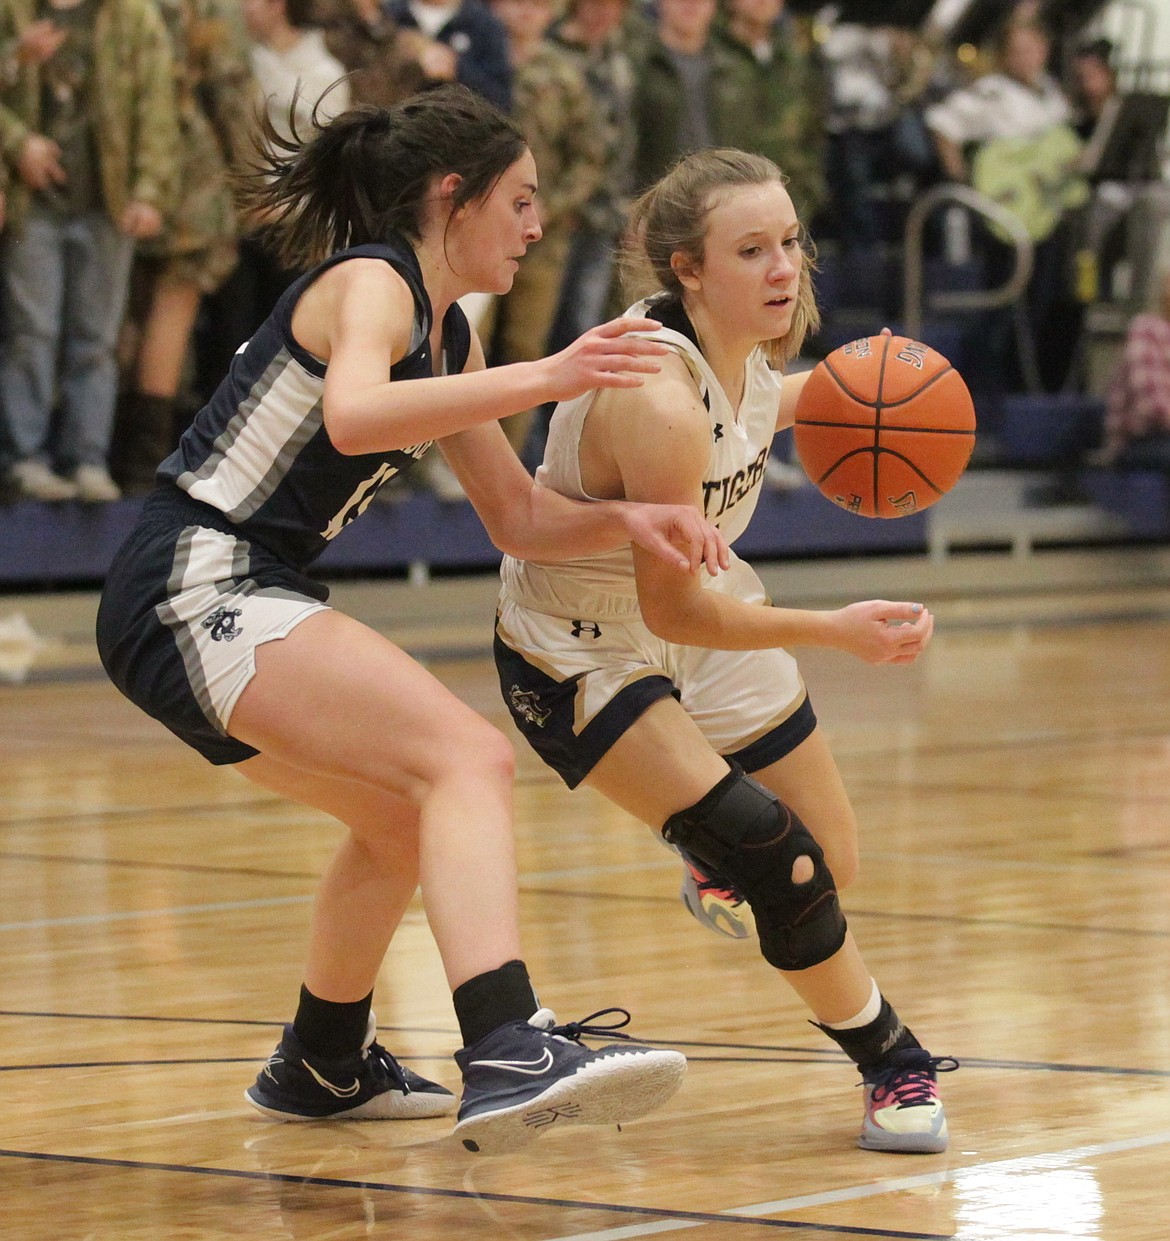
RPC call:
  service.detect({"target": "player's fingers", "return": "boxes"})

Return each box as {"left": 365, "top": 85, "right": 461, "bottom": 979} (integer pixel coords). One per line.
{"left": 881, "top": 600, "right": 927, "bottom": 624}
{"left": 706, "top": 527, "right": 731, "bottom": 574}
{"left": 601, "top": 336, "right": 670, "bottom": 357}
{"left": 595, "top": 316, "right": 664, "bottom": 338}
{"left": 594, "top": 371, "right": 652, "bottom": 388}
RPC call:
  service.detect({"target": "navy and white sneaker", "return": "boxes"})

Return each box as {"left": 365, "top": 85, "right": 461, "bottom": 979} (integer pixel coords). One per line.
{"left": 245, "top": 1014, "right": 455, "bottom": 1121}
{"left": 453, "top": 1007, "right": 686, "bottom": 1154}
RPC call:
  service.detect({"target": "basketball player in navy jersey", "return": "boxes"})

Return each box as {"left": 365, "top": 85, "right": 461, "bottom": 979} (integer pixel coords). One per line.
{"left": 495, "top": 149, "right": 957, "bottom": 1153}
{"left": 96, "top": 86, "right": 730, "bottom": 1155}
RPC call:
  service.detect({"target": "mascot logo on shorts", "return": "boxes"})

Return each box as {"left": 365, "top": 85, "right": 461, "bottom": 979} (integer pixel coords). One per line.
{"left": 202, "top": 606, "right": 243, "bottom": 642}
{"left": 509, "top": 685, "right": 551, "bottom": 728}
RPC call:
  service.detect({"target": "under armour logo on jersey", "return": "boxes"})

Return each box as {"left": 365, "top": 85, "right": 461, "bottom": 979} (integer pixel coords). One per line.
{"left": 713, "top": 423, "right": 724, "bottom": 441}
{"left": 510, "top": 686, "right": 551, "bottom": 728}
{"left": 202, "top": 606, "right": 243, "bottom": 642}
{"left": 570, "top": 620, "right": 602, "bottom": 639}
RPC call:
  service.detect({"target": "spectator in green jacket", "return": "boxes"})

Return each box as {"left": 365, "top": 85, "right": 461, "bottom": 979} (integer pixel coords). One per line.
{"left": 629, "top": 0, "right": 760, "bottom": 194}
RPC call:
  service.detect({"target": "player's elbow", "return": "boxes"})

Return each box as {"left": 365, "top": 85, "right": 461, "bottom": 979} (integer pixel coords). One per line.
{"left": 322, "top": 404, "right": 369, "bottom": 456}
{"left": 639, "top": 595, "right": 698, "bottom": 645}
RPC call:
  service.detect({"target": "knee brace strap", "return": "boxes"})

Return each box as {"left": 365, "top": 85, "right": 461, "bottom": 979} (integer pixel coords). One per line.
{"left": 663, "top": 765, "right": 847, "bottom": 971}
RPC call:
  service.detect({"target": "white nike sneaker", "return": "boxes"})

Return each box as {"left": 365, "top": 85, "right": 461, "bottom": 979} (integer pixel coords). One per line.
{"left": 452, "top": 1007, "right": 686, "bottom": 1155}
{"left": 244, "top": 1014, "right": 455, "bottom": 1120}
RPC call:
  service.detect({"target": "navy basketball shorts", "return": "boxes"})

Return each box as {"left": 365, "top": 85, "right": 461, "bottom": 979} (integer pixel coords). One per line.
{"left": 97, "top": 490, "right": 331, "bottom": 765}
{"left": 494, "top": 595, "right": 817, "bottom": 789}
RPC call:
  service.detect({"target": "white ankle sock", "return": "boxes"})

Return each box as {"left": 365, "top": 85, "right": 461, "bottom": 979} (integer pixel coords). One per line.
{"left": 824, "top": 979, "right": 881, "bottom": 1030}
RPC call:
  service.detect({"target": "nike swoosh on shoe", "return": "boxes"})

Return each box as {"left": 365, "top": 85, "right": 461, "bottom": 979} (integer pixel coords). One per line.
{"left": 468, "top": 1048, "right": 555, "bottom": 1075}
{"left": 303, "top": 1061, "right": 362, "bottom": 1098}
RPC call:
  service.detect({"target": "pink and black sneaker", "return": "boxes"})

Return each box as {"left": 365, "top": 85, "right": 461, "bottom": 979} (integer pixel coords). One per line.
{"left": 859, "top": 1048, "right": 958, "bottom": 1153}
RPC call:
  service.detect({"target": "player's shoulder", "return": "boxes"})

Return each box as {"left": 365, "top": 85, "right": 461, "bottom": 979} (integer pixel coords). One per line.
{"left": 324, "top": 255, "right": 414, "bottom": 301}
{"left": 596, "top": 353, "right": 709, "bottom": 442}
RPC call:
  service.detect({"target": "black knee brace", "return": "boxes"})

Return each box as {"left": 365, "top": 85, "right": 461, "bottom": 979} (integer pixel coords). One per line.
{"left": 663, "top": 765, "right": 847, "bottom": 971}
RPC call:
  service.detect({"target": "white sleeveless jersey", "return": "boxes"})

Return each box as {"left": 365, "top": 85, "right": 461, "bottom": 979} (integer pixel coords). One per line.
{"left": 500, "top": 295, "right": 782, "bottom": 620}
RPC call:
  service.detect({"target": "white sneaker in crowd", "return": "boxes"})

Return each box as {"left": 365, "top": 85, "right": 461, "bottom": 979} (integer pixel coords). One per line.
{"left": 73, "top": 464, "right": 122, "bottom": 503}
{"left": 11, "top": 459, "right": 79, "bottom": 502}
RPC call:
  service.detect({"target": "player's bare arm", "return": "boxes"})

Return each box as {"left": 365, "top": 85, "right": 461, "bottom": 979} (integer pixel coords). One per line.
{"left": 776, "top": 365, "right": 814, "bottom": 432}
{"left": 607, "top": 361, "right": 934, "bottom": 660}
{"left": 431, "top": 339, "right": 727, "bottom": 573}
{"left": 317, "top": 266, "right": 670, "bottom": 455}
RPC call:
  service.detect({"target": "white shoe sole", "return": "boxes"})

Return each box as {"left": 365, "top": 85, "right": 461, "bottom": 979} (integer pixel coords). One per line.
{"left": 244, "top": 1085, "right": 456, "bottom": 1121}
{"left": 859, "top": 1116, "right": 949, "bottom": 1154}
{"left": 454, "top": 1049, "right": 686, "bottom": 1155}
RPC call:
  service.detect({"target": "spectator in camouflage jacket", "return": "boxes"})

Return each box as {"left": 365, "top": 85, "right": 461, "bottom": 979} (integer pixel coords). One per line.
{"left": 713, "top": 0, "right": 827, "bottom": 223}
{"left": 309, "top": 0, "right": 432, "bottom": 108}
{"left": 0, "top": 0, "right": 179, "bottom": 503}
{"left": 113, "top": 0, "right": 257, "bottom": 495}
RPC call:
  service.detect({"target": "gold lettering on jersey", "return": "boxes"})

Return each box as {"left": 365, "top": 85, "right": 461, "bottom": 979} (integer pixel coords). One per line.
{"left": 702, "top": 446, "right": 769, "bottom": 519}
{"left": 320, "top": 441, "right": 434, "bottom": 541}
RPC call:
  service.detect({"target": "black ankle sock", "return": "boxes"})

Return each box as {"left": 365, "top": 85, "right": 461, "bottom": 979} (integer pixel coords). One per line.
{"left": 815, "top": 997, "right": 921, "bottom": 1070}
{"left": 292, "top": 985, "right": 373, "bottom": 1061}
{"left": 452, "top": 960, "right": 539, "bottom": 1047}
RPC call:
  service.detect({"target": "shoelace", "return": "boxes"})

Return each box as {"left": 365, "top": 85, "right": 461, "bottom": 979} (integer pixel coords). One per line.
{"left": 866, "top": 1056, "right": 959, "bottom": 1107}
{"left": 367, "top": 1040, "right": 411, "bottom": 1094}
{"left": 686, "top": 858, "right": 745, "bottom": 902}
{"left": 548, "top": 1007, "right": 635, "bottom": 1043}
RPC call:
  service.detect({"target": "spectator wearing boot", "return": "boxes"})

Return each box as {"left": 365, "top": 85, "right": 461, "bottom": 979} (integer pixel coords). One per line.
{"left": 0, "top": 0, "right": 178, "bottom": 502}
{"left": 114, "top": 0, "right": 256, "bottom": 497}
{"left": 193, "top": 0, "right": 350, "bottom": 404}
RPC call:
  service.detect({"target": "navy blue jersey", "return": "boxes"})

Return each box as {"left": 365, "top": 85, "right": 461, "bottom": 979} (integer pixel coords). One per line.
{"left": 158, "top": 238, "right": 472, "bottom": 569}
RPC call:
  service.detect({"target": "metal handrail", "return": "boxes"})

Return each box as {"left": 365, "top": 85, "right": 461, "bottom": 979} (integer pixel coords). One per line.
{"left": 902, "top": 182, "right": 1035, "bottom": 340}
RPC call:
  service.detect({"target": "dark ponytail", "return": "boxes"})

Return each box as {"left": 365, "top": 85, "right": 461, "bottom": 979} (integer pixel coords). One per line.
{"left": 238, "top": 84, "right": 528, "bottom": 270}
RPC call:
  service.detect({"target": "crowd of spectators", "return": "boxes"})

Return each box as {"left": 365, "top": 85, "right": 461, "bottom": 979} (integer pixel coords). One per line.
{"left": 0, "top": 0, "right": 1163, "bottom": 504}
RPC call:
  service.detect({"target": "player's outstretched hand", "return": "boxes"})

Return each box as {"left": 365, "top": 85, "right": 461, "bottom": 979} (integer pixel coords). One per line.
{"left": 828, "top": 600, "right": 934, "bottom": 664}
{"left": 537, "top": 317, "right": 670, "bottom": 403}
{"left": 624, "top": 503, "right": 731, "bottom": 575}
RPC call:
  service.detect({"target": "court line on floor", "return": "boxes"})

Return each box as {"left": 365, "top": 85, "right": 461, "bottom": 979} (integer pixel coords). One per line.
{"left": 541, "top": 1128, "right": 1170, "bottom": 1241}
{"left": 0, "top": 1147, "right": 952, "bottom": 1240}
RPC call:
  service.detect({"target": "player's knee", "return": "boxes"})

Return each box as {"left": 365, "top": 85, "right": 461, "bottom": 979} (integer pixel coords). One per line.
{"left": 663, "top": 765, "right": 847, "bottom": 971}
{"left": 446, "top": 716, "right": 516, "bottom": 785}
{"left": 477, "top": 727, "right": 517, "bottom": 784}
{"left": 827, "top": 839, "right": 860, "bottom": 889}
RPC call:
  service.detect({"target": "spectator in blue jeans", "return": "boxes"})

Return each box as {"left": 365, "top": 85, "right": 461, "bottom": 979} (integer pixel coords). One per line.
{"left": 0, "top": 0, "right": 178, "bottom": 503}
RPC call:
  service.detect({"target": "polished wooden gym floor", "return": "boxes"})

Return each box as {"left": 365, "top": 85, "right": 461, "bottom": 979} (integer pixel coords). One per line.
{"left": 2, "top": 547, "right": 1169, "bottom": 1240}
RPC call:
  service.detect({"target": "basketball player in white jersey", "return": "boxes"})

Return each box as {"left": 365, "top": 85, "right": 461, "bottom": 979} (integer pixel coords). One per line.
{"left": 495, "top": 148, "right": 957, "bottom": 1153}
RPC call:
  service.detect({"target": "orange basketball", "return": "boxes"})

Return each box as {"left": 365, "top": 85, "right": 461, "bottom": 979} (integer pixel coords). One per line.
{"left": 793, "top": 335, "right": 976, "bottom": 518}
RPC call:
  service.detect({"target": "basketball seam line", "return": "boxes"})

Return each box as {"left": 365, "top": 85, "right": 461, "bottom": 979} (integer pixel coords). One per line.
{"left": 817, "top": 359, "right": 957, "bottom": 411}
